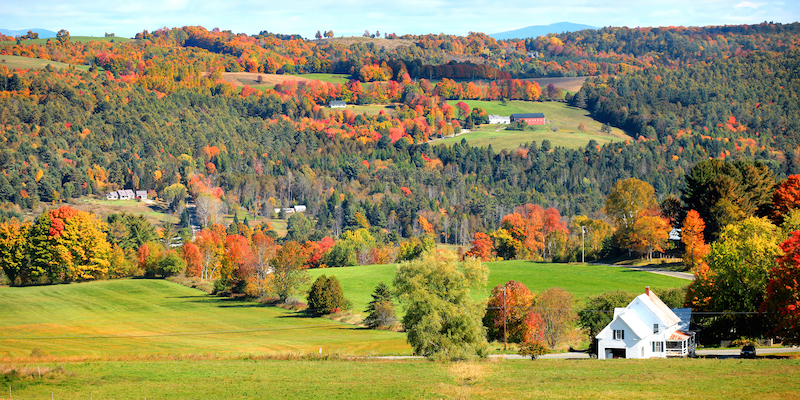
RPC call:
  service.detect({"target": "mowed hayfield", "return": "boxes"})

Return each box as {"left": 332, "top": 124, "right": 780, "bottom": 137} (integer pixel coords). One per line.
{"left": 0, "top": 36, "right": 134, "bottom": 45}
{"left": 3, "top": 357, "right": 799, "bottom": 399}
{"left": 223, "top": 72, "right": 351, "bottom": 91}
{"left": 0, "top": 55, "right": 89, "bottom": 71}
{"left": 309, "top": 261, "right": 689, "bottom": 316}
{"left": 437, "top": 100, "right": 631, "bottom": 150}
{"left": 0, "top": 279, "right": 409, "bottom": 359}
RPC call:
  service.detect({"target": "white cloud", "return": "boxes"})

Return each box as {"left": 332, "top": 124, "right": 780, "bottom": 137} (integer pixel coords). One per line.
{"left": 734, "top": 2, "right": 763, "bottom": 9}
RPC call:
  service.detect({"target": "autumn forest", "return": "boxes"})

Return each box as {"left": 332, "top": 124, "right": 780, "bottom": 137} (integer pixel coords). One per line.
{"left": 2, "top": 21, "right": 800, "bottom": 352}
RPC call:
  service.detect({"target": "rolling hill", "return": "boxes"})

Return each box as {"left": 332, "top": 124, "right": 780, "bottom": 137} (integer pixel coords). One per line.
{"left": 490, "top": 22, "right": 598, "bottom": 40}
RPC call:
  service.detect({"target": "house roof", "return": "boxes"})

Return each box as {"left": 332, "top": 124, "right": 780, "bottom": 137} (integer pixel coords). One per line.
{"left": 669, "top": 331, "right": 691, "bottom": 341}
{"left": 330, "top": 100, "right": 346, "bottom": 105}
{"left": 618, "top": 309, "right": 654, "bottom": 339}
{"left": 672, "top": 308, "right": 692, "bottom": 331}
{"left": 641, "top": 289, "right": 681, "bottom": 327}
{"left": 511, "top": 113, "right": 545, "bottom": 118}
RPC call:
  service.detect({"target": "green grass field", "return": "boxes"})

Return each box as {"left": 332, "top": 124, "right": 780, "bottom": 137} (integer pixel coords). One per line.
{"left": 0, "top": 36, "right": 133, "bottom": 45}
{"left": 3, "top": 357, "right": 797, "bottom": 399}
{"left": 298, "top": 73, "right": 352, "bottom": 85}
{"left": 437, "top": 100, "right": 631, "bottom": 150}
{"left": 309, "top": 261, "right": 689, "bottom": 315}
{"left": 0, "top": 279, "right": 408, "bottom": 359}
{"left": 0, "top": 55, "right": 89, "bottom": 71}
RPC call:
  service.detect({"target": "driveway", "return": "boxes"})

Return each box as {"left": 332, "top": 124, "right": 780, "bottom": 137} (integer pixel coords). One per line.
{"left": 593, "top": 263, "right": 694, "bottom": 280}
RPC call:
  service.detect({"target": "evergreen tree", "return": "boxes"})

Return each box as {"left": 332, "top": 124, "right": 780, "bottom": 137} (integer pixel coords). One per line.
{"left": 307, "top": 274, "right": 347, "bottom": 315}
{"left": 364, "top": 282, "right": 396, "bottom": 328}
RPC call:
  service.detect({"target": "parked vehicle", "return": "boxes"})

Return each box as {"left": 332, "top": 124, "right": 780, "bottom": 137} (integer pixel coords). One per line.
{"left": 740, "top": 344, "right": 756, "bottom": 358}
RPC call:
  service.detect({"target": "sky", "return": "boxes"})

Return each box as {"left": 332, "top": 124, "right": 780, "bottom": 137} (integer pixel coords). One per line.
{"left": 2, "top": 0, "right": 798, "bottom": 39}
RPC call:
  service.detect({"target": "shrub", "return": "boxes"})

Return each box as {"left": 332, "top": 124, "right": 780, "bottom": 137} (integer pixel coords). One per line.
{"left": 307, "top": 275, "right": 347, "bottom": 315}
{"left": 518, "top": 341, "right": 549, "bottom": 360}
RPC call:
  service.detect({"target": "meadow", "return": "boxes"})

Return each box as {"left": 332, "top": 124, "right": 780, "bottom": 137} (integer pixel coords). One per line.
{"left": 2, "top": 357, "right": 798, "bottom": 399}
{"left": 0, "top": 279, "right": 409, "bottom": 359}
{"left": 437, "top": 100, "right": 631, "bottom": 150}
{"left": 0, "top": 55, "right": 89, "bottom": 71}
{"left": 309, "top": 261, "right": 689, "bottom": 316}
{"left": 0, "top": 36, "right": 133, "bottom": 45}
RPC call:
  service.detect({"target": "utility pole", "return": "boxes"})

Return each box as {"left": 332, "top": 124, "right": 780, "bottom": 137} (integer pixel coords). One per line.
{"left": 502, "top": 286, "right": 507, "bottom": 351}
{"left": 581, "top": 225, "right": 586, "bottom": 263}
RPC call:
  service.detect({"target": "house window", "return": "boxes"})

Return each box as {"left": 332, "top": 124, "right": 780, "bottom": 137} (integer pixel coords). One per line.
{"left": 652, "top": 341, "right": 663, "bottom": 352}
{"left": 613, "top": 329, "right": 624, "bottom": 340}
{"left": 653, "top": 323, "right": 659, "bottom": 333}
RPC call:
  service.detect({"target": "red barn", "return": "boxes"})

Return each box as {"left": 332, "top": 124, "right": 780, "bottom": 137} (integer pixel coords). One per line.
{"left": 511, "top": 113, "right": 545, "bottom": 125}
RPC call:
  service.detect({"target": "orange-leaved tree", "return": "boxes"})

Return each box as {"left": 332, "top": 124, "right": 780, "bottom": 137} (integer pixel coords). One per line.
{"left": 464, "top": 232, "right": 495, "bottom": 261}
{"left": 627, "top": 214, "right": 670, "bottom": 260}
{"left": 682, "top": 210, "right": 710, "bottom": 271}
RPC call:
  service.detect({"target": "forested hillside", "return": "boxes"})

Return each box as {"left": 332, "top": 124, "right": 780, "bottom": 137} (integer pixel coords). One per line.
{"left": 2, "top": 23, "right": 799, "bottom": 240}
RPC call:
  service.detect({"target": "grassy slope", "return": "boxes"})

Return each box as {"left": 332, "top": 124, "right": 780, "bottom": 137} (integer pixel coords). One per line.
{"left": 437, "top": 100, "right": 631, "bottom": 150}
{"left": 0, "top": 36, "right": 133, "bottom": 45}
{"left": 3, "top": 357, "right": 798, "bottom": 399}
{"left": 0, "top": 279, "right": 408, "bottom": 359}
{"left": 0, "top": 55, "right": 89, "bottom": 71}
{"left": 309, "top": 261, "right": 689, "bottom": 314}
{"left": 298, "top": 73, "right": 351, "bottom": 85}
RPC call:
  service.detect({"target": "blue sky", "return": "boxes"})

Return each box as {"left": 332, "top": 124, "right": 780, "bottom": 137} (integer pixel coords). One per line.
{"left": 2, "top": 0, "right": 798, "bottom": 39}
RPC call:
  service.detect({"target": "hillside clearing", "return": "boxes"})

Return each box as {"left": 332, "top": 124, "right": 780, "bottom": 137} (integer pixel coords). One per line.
{"left": 0, "top": 55, "right": 89, "bottom": 71}
{"left": 436, "top": 100, "right": 631, "bottom": 150}
{"left": 0, "top": 36, "right": 134, "bottom": 45}
{"left": 309, "top": 261, "right": 689, "bottom": 315}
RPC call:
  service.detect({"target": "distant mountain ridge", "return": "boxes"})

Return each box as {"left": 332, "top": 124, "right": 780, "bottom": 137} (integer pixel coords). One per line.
{"left": 490, "top": 22, "right": 597, "bottom": 40}
{"left": 0, "top": 28, "right": 57, "bottom": 38}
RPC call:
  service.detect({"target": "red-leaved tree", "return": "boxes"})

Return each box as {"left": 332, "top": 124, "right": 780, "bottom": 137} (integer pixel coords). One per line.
{"left": 483, "top": 281, "right": 544, "bottom": 344}
{"left": 762, "top": 231, "right": 800, "bottom": 344}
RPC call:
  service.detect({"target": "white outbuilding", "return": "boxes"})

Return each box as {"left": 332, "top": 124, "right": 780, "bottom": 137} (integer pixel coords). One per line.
{"left": 596, "top": 287, "right": 695, "bottom": 359}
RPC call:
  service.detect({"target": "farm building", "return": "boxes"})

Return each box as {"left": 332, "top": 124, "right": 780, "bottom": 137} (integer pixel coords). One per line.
{"left": 272, "top": 205, "right": 307, "bottom": 215}
{"left": 596, "top": 287, "right": 695, "bottom": 359}
{"left": 330, "top": 100, "right": 346, "bottom": 108}
{"left": 488, "top": 115, "right": 510, "bottom": 124}
{"left": 106, "top": 189, "right": 145, "bottom": 200}
{"left": 510, "top": 113, "right": 545, "bottom": 125}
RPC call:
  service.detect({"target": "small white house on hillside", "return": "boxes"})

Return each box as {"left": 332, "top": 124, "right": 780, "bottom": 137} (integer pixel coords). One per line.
{"left": 488, "top": 115, "right": 510, "bottom": 124}
{"left": 596, "top": 287, "right": 695, "bottom": 359}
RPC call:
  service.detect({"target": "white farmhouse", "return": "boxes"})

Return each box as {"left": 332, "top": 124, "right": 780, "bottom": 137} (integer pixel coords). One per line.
{"left": 329, "top": 100, "right": 346, "bottom": 108}
{"left": 596, "top": 287, "right": 695, "bottom": 359}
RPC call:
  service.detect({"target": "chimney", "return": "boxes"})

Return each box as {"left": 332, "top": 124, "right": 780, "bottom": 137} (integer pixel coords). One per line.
{"left": 645, "top": 286, "right": 650, "bottom": 295}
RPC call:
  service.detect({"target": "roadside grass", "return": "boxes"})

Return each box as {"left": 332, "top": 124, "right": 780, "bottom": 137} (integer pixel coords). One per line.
{"left": 0, "top": 279, "right": 409, "bottom": 359}
{"left": 438, "top": 100, "right": 631, "bottom": 150}
{"left": 309, "top": 260, "right": 689, "bottom": 315}
{"left": 2, "top": 357, "right": 797, "bottom": 399}
{"left": 0, "top": 55, "right": 89, "bottom": 71}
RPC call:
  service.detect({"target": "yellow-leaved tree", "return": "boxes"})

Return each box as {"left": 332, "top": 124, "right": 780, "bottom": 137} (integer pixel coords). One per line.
{"left": 28, "top": 206, "right": 111, "bottom": 283}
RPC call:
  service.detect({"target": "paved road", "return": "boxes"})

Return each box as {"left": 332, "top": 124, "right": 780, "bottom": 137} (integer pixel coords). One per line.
{"left": 374, "top": 347, "right": 800, "bottom": 361}
{"left": 593, "top": 263, "right": 694, "bottom": 280}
